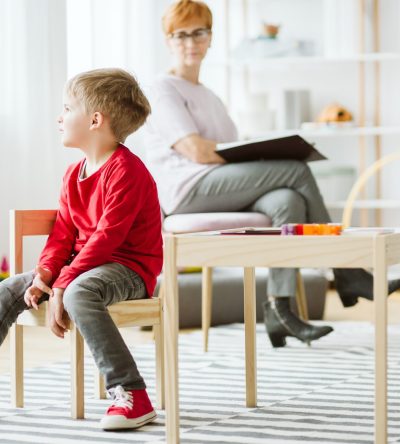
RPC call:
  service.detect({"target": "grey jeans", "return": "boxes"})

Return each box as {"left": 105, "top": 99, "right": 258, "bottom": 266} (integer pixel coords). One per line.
{"left": 0, "top": 262, "right": 147, "bottom": 390}
{"left": 173, "top": 160, "right": 331, "bottom": 297}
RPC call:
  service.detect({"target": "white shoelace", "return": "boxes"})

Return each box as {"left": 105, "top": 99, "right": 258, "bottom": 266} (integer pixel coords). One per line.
{"left": 109, "top": 385, "right": 133, "bottom": 410}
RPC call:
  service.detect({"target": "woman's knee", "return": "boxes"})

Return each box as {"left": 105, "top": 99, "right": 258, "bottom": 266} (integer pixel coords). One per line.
{"left": 255, "top": 188, "right": 307, "bottom": 222}
{"left": 295, "top": 160, "right": 314, "bottom": 181}
{"left": 276, "top": 189, "right": 307, "bottom": 219}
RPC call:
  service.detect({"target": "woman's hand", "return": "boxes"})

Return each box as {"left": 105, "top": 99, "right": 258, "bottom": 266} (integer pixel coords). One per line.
{"left": 173, "top": 134, "right": 226, "bottom": 164}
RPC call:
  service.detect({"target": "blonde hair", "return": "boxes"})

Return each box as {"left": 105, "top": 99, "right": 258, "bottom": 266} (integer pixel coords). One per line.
{"left": 65, "top": 68, "right": 151, "bottom": 142}
{"left": 162, "top": 0, "right": 212, "bottom": 35}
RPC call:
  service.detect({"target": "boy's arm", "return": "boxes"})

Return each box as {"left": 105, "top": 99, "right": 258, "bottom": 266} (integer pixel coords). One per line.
{"left": 52, "top": 166, "right": 152, "bottom": 289}
{"left": 38, "top": 177, "right": 77, "bottom": 282}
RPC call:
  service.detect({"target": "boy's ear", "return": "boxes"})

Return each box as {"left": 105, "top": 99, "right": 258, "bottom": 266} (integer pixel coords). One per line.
{"left": 89, "top": 112, "right": 104, "bottom": 130}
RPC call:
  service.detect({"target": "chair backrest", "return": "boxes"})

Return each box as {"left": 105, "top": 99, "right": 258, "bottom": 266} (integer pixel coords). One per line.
{"left": 9, "top": 210, "right": 57, "bottom": 276}
{"left": 341, "top": 151, "right": 400, "bottom": 227}
{"left": 10, "top": 209, "right": 162, "bottom": 328}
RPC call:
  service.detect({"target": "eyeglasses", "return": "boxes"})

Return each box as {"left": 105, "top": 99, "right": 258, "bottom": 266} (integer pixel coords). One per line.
{"left": 168, "top": 28, "right": 211, "bottom": 45}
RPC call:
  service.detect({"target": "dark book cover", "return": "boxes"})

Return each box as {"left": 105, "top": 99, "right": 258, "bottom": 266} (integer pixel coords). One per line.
{"left": 216, "top": 135, "right": 326, "bottom": 163}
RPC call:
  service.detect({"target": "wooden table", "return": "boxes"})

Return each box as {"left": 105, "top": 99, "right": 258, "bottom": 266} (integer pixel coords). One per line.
{"left": 163, "top": 232, "right": 400, "bottom": 444}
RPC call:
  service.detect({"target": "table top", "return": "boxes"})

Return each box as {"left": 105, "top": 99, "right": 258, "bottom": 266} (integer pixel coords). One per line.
{"left": 169, "top": 232, "right": 400, "bottom": 269}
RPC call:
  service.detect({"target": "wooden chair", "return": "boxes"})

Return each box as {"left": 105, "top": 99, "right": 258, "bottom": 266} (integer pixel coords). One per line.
{"left": 342, "top": 151, "right": 400, "bottom": 227}
{"left": 9, "top": 209, "right": 164, "bottom": 419}
{"left": 161, "top": 212, "right": 308, "bottom": 352}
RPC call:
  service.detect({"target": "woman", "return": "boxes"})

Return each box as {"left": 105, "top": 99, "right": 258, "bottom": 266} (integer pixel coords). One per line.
{"left": 143, "top": 0, "right": 400, "bottom": 348}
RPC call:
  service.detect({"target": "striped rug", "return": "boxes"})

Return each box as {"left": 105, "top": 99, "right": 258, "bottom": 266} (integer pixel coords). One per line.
{"left": 0, "top": 321, "right": 399, "bottom": 444}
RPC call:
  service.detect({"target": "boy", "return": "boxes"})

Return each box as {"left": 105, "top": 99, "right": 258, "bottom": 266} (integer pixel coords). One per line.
{"left": 0, "top": 68, "right": 163, "bottom": 430}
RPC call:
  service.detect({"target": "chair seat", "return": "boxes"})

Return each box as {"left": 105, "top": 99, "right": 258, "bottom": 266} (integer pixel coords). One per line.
{"left": 163, "top": 212, "right": 271, "bottom": 234}
{"left": 17, "top": 304, "right": 48, "bottom": 327}
{"left": 17, "top": 298, "right": 161, "bottom": 328}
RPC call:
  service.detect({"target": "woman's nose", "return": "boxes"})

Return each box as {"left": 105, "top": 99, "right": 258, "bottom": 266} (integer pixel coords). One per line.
{"left": 184, "top": 37, "right": 195, "bottom": 47}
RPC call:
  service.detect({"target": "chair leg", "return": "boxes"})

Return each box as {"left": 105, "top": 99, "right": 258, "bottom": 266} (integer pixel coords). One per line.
{"left": 10, "top": 324, "right": 24, "bottom": 408}
{"left": 295, "top": 271, "right": 309, "bottom": 321}
{"left": 152, "top": 283, "right": 165, "bottom": 342}
{"left": 154, "top": 282, "right": 165, "bottom": 409}
{"left": 202, "top": 267, "right": 213, "bottom": 352}
{"left": 157, "top": 280, "right": 164, "bottom": 300}
{"left": 70, "top": 323, "right": 84, "bottom": 419}
{"left": 154, "top": 320, "right": 165, "bottom": 410}
{"left": 94, "top": 371, "right": 106, "bottom": 399}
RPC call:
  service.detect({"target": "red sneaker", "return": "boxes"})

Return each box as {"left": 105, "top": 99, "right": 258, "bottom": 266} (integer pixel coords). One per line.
{"left": 100, "top": 385, "right": 157, "bottom": 430}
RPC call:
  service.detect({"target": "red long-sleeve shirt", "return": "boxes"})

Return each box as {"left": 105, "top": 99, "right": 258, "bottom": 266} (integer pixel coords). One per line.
{"left": 38, "top": 145, "right": 163, "bottom": 296}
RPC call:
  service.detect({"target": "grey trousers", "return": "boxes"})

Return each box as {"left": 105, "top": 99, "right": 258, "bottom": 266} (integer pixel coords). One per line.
{"left": 0, "top": 262, "right": 147, "bottom": 390}
{"left": 173, "top": 160, "right": 331, "bottom": 297}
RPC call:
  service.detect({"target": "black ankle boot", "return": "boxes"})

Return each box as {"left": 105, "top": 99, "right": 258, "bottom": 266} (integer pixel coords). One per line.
{"left": 262, "top": 298, "right": 333, "bottom": 348}
{"left": 333, "top": 268, "right": 400, "bottom": 307}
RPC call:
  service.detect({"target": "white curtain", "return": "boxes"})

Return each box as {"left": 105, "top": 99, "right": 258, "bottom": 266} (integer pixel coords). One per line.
{"left": 0, "top": 0, "right": 72, "bottom": 261}
{"left": 65, "top": 0, "right": 171, "bottom": 160}
{"left": 0, "top": 0, "right": 171, "bottom": 260}
{"left": 66, "top": 0, "right": 169, "bottom": 83}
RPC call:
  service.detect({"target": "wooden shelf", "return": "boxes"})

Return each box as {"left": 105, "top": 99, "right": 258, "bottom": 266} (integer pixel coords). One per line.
{"left": 327, "top": 199, "right": 400, "bottom": 210}
{"left": 246, "top": 126, "right": 400, "bottom": 140}
{"left": 207, "top": 52, "right": 400, "bottom": 68}
{"left": 221, "top": 0, "right": 397, "bottom": 225}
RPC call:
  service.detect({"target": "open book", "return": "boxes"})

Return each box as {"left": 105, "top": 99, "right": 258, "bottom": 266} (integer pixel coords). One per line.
{"left": 216, "top": 135, "right": 326, "bottom": 163}
{"left": 184, "top": 227, "right": 282, "bottom": 236}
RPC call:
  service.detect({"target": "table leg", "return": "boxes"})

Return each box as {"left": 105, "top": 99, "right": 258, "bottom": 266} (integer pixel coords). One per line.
{"left": 244, "top": 267, "right": 257, "bottom": 407}
{"left": 202, "top": 267, "right": 213, "bottom": 352}
{"left": 164, "top": 236, "right": 180, "bottom": 444}
{"left": 373, "top": 235, "right": 388, "bottom": 444}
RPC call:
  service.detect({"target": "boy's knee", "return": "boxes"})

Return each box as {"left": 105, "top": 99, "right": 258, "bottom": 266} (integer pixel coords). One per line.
{"left": 63, "top": 279, "right": 91, "bottom": 313}
{"left": 63, "top": 272, "right": 103, "bottom": 314}
{"left": 63, "top": 283, "right": 80, "bottom": 314}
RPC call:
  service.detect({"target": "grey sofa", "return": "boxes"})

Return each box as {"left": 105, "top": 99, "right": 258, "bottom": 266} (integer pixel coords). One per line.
{"left": 155, "top": 267, "right": 328, "bottom": 329}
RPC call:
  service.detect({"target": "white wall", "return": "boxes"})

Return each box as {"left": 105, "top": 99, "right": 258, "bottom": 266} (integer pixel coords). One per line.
{"left": 206, "top": 0, "right": 400, "bottom": 226}
{"left": 0, "top": 0, "right": 78, "bottom": 264}
{"left": 1, "top": 0, "right": 399, "bottom": 264}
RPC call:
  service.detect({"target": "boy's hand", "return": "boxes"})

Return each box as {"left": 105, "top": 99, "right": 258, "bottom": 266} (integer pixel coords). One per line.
{"left": 24, "top": 265, "right": 53, "bottom": 310}
{"left": 48, "top": 288, "right": 70, "bottom": 338}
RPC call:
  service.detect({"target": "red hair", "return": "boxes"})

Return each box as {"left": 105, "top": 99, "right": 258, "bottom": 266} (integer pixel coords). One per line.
{"left": 162, "top": 0, "right": 213, "bottom": 34}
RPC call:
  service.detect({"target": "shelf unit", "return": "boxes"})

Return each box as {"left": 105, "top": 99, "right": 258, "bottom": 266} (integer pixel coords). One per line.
{"left": 222, "top": 0, "right": 400, "bottom": 226}
{"left": 248, "top": 125, "right": 400, "bottom": 140}
{"left": 327, "top": 199, "right": 400, "bottom": 210}
{"left": 205, "top": 51, "right": 400, "bottom": 68}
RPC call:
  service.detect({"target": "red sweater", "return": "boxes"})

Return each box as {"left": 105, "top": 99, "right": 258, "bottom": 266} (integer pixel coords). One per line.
{"left": 38, "top": 145, "right": 163, "bottom": 296}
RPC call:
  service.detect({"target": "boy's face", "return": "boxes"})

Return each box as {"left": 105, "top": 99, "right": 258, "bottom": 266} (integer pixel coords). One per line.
{"left": 58, "top": 93, "right": 92, "bottom": 148}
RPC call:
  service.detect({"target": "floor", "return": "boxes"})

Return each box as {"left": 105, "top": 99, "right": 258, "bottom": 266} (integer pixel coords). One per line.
{"left": 0, "top": 290, "right": 399, "bottom": 375}
{"left": 3, "top": 321, "right": 399, "bottom": 444}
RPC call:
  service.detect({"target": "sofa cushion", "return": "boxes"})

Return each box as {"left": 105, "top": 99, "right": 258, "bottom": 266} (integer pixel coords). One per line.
{"left": 163, "top": 212, "right": 271, "bottom": 234}
{"left": 155, "top": 267, "right": 328, "bottom": 328}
